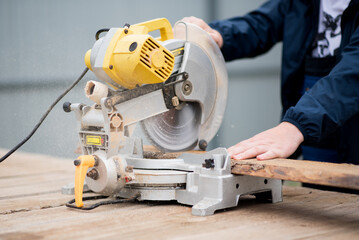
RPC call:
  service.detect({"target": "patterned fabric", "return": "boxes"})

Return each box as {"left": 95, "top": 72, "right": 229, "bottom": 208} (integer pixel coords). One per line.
{"left": 312, "top": 0, "right": 350, "bottom": 57}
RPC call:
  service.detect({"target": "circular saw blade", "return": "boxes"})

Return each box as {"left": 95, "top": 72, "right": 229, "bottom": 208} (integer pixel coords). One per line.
{"left": 142, "top": 22, "right": 228, "bottom": 152}
{"left": 141, "top": 102, "right": 201, "bottom": 152}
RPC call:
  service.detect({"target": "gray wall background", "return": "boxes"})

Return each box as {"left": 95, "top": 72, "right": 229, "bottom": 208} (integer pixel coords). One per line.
{"left": 0, "top": 0, "right": 282, "bottom": 159}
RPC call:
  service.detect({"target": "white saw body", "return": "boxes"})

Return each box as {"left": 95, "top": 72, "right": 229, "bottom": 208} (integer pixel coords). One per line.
{"left": 63, "top": 19, "right": 282, "bottom": 216}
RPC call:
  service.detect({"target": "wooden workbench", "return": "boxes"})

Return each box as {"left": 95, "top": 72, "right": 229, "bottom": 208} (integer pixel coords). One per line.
{"left": 1, "top": 149, "right": 359, "bottom": 239}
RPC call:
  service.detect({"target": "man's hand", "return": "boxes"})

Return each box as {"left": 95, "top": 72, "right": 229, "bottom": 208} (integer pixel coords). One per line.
{"left": 181, "top": 16, "right": 223, "bottom": 48}
{"left": 228, "top": 122, "right": 304, "bottom": 160}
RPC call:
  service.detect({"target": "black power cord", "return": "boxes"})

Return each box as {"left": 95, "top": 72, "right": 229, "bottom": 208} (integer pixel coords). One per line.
{"left": 66, "top": 194, "right": 140, "bottom": 210}
{"left": 0, "top": 67, "right": 89, "bottom": 163}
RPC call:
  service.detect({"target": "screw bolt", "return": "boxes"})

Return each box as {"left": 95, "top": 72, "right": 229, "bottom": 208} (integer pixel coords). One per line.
{"left": 202, "top": 158, "right": 215, "bottom": 169}
{"left": 124, "top": 23, "right": 130, "bottom": 34}
{"left": 183, "top": 72, "right": 189, "bottom": 79}
{"left": 182, "top": 81, "right": 192, "bottom": 95}
{"left": 199, "top": 139, "right": 208, "bottom": 151}
{"left": 86, "top": 168, "right": 99, "bottom": 180}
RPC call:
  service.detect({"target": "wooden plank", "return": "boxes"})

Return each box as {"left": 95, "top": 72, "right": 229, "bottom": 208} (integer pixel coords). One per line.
{"left": 0, "top": 192, "right": 69, "bottom": 214}
{"left": 231, "top": 158, "right": 359, "bottom": 190}
{"left": 0, "top": 176, "right": 72, "bottom": 199}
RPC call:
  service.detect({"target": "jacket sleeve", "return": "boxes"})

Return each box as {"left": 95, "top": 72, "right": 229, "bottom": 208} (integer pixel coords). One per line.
{"left": 283, "top": 26, "right": 359, "bottom": 145}
{"left": 208, "top": 0, "right": 287, "bottom": 61}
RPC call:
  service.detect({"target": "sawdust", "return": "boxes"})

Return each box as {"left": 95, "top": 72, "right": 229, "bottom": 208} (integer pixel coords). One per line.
{"left": 143, "top": 151, "right": 180, "bottom": 159}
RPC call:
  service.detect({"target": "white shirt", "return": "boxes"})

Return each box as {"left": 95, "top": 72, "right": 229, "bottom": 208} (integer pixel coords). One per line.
{"left": 312, "top": 0, "right": 351, "bottom": 58}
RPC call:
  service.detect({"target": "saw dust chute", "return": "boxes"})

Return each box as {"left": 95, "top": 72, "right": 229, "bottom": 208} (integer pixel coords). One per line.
{"left": 64, "top": 18, "right": 282, "bottom": 216}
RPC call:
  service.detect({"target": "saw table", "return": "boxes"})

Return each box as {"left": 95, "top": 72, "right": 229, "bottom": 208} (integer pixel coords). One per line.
{"left": 1, "top": 149, "right": 359, "bottom": 239}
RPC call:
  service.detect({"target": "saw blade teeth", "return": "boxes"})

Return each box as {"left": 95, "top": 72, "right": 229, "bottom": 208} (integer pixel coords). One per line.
{"left": 141, "top": 103, "right": 200, "bottom": 152}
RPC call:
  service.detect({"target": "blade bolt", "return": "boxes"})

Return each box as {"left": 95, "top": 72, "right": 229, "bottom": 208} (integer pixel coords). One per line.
{"left": 87, "top": 168, "right": 99, "bottom": 180}
{"left": 182, "top": 81, "right": 192, "bottom": 95}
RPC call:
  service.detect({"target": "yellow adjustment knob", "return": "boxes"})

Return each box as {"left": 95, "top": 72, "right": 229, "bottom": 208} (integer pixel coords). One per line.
{"left": 151, "top": 50, "right": 165, "bottom": 69}
{"left": 74, "top": 155, "right": 96, "bottom": 208}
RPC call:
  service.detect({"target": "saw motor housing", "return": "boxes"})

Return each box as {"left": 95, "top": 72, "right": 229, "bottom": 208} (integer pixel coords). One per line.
{"left": 63, "top": 18, "right": 282, "bottom": 216}
{"left": 84, "top": 19, "right": 175, "bottom": 89}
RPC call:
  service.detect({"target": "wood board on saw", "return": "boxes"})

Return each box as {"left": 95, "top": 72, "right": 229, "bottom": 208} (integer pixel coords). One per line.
{"left": 232, "top": 158, "right": 359, "bottom": 190}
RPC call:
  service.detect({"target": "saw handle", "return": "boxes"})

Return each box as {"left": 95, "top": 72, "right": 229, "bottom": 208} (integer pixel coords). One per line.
{"left": 134, "top": 18, "right": 173, "bottom": 41}
{"left": 74, "top": 155, "right": 96, "bottom": 208}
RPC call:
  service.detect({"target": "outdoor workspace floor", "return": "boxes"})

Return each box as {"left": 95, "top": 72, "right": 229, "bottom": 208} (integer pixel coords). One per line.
{"left": 1, "top": 149, "right": 359, "bottom": 240}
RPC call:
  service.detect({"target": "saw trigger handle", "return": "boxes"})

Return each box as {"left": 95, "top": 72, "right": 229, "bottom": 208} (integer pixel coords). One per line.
{"left": 134, "top": 18, "right": 173, "bottom": 41}
{"left": 74, "top": 155, "right": 96, "bottom": 208}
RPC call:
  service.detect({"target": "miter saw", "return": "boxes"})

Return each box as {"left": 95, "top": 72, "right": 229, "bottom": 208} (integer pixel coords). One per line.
{"left": 63, "top": 18, "right": 282, "bottom": 216}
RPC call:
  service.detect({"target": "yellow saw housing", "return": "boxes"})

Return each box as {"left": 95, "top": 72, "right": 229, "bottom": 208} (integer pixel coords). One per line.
{"left": 85, "top": 18, "right": 175, "bottom": 89}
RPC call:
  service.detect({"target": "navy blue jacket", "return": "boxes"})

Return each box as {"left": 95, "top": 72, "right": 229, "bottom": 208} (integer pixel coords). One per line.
{"left": 210, "top": 0, "right": 359, "bottom": 163}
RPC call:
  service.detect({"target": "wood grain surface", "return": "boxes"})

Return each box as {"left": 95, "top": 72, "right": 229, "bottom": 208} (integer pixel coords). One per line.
{"left": 1, "top": 149, "right": 359, "bottom": 240}
{"left": 232, "top": 158, "right": 359, "bottom": 190}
